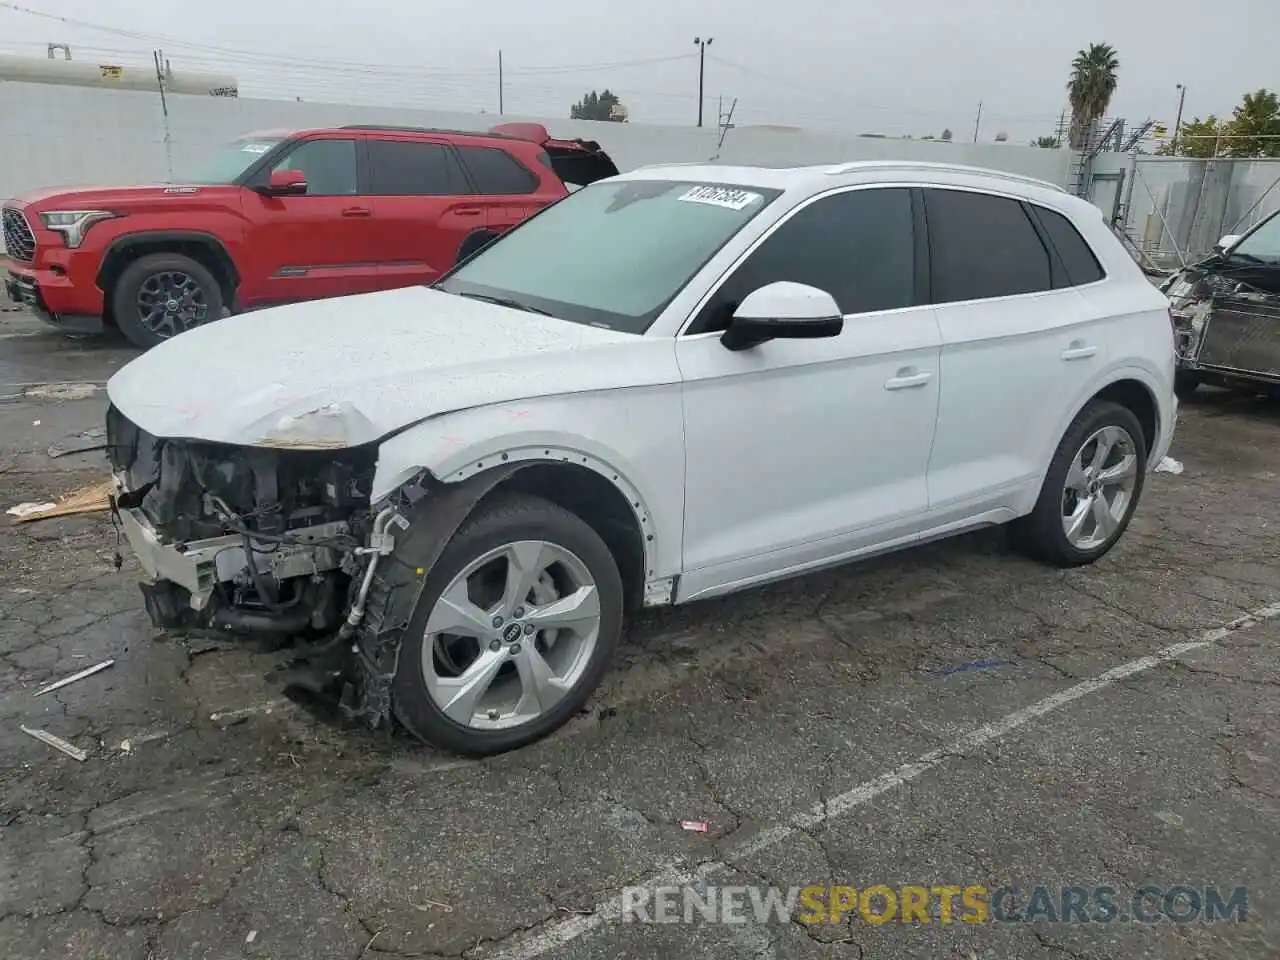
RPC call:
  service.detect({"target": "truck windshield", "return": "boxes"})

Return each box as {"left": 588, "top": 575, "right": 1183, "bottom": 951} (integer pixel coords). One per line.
{"left": 183, "top": 137, "right": 283, "bottom": 184}
{"left": 1232, "top": 211, "right": 1280, "bottom": 264}
{"left": 435, "top": 179, "right": 781, "bottom": 334}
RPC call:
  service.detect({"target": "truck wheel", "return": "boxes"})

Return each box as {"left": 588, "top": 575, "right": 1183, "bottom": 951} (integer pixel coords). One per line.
{"left": 1011, "top": 400, "right": 1147, "bottom": 568}
{"left": 1174, "top": 371, "right": 1201, "bottom": 400}
{"left": 112, "top": 253, "right": 225, "bottom": 349}
{"left": 455, "top": 230, "right": 498, "bottom": 266}
{"left": 391, "top": 493, "right": 623, "bottom": 756}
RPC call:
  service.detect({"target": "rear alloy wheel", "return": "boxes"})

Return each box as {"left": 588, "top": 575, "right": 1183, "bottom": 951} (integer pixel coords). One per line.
{"left": 1012, "top": 400, "right": 1147, "bottom": 567}
{"left": 392, "top": 494, "right": 623, "bottom": 756}
{"left": 112, "top": 252, "right": 225, "bottom": 349}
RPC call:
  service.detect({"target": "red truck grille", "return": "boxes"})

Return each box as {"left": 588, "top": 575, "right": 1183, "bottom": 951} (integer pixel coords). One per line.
{"left": 2, "top": 207, "right": 36, "bottom": 262}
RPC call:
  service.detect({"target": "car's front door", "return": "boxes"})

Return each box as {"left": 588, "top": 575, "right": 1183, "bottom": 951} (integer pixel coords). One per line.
{"left": 364, "top": 138, "right": 489, "bottom": 288}
{"left": 239, "top": 136, "right": 382, "bottom": 305}
{"left": 921, "top": 187, "right": 1111, "bottom": 520}
{"left": 675, "top": 186, "right": 943, "bottom": 598}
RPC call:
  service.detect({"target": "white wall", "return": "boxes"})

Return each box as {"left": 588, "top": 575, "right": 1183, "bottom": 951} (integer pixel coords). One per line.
{"left": 0, "top": 80, "right": 1073, "bottom": 205}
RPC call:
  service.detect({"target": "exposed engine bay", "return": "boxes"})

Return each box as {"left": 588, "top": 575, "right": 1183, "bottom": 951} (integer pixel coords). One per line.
{"left": 104, "top": 403, "right": 421, "bottom": 722}
{"left": 1163, "top": 252, "right": 1280, "bottom": 392}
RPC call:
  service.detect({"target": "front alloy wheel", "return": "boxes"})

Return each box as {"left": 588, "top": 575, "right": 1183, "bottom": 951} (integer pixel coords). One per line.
{"left": 1060, "top": 425, "right": 1138, "bottom": 551}
{"left": 423, "top": 540, "right": 602, "bottom": 730}
{"left": 391, "top": 493, "right": 623, "bottom": 756}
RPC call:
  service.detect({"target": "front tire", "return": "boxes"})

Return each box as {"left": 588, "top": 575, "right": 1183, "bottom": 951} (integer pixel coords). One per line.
{"left": 391, "top": 493, "right": 623, "bottom": 756}
{"left": 1174, "top": 371, "right": 1201, "bottom": 400}
{"left": 1012, "top": 400, "right": 1147, "bottom": 567}
{"left": 111, "top": 252, "right": 224, "bottom": 350}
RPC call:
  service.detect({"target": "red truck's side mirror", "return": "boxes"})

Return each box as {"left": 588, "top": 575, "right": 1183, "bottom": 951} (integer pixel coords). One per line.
{"left": 260, "top": 168, "right": 307, "bottom": 196}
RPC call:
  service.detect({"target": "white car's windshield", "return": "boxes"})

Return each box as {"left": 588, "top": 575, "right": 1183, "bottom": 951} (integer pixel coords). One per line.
{"left": 436, "top": 179, "right": 782, "bottom": 333}
{"left": 1231, "top": 210, "right": 1280, "bottom": 264}
{"left": 183, "top": 137, "right": 283, "bottom": 184}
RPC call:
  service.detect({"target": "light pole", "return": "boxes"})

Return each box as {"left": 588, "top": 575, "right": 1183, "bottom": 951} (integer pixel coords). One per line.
{"left": 1171, "top": 83, "right": 1187, "bottom": 154}
{"left": 694, "top": 37, "right": 713, "bottom": 127}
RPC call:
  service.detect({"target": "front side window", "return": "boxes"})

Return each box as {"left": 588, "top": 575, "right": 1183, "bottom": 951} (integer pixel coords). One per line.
{"left": 690, "top": 187, "right": 916, "bottom": 334}
{"left": 925, "top": 188, "right": 1053, "bottom": 303}
{"left": 272, "top": 139, "right": 358, "bottom": 196}
{"left": 436, "top": 180, "right": 782, "bottom": 333}
{"left": 185, "top": 137, "right": 283, "bottom": 184}
{"left": 367, "top": 140, "right": 469, "bottom": 196}
{"left": 1231, "top": 210, "right": 1280, "bottom": 263}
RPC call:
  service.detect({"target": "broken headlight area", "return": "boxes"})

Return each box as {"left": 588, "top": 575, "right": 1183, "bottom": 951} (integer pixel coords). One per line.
{"left": 106, "top": 403, "right": 380, "bottom": 638}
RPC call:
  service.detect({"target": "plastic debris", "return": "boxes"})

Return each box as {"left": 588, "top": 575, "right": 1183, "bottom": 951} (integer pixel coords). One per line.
{"left": 679, "top": 819, "right": 710, "bottom": 833}
{"left": 933, "top": 658, "right": 1014, "bottom": 678}
{"left": 1155, "top": 457, "right": 1185, "bottom": 475}
{"left": 246, "top": 930, "right": 258, "bottom": 944}
{"left": 9, "top": 478, "right": 115, "bottom": 523}
{"left": 34, "top": 659, "right": 115, "bottom": 697}
{"left": 31, "top": 419, "right": 40, "bottom": 426}
{"left": 6, "top": 502, "right": 56, "bottom": 519}
{"left": 20, "top": 725, "right": 88, "bottom": 761}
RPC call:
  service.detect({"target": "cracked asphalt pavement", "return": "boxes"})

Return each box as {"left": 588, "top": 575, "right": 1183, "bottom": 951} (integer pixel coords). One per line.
{"left": 1, "top": 304, "right": 1279, "bottom": 960}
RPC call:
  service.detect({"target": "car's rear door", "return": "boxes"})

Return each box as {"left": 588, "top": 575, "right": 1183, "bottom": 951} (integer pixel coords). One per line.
{"left": 676, "top": 186, "right": 943, "bottom": 596}
{"left": 453, "top": 144, "right": 553, "bottom": 240}
{"left": 239, "top": 135, "right": 382, "bottom": 305}
{"left": 365, "top": 137, "right": 487, "bottom": 287}
{"left": 921, "top": 187, "right": 1111, "bottom": 519}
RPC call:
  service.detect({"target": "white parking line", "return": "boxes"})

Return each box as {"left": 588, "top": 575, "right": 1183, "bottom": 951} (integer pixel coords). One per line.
{"left": 481, "top": 601, "right": 1280, "bottom": 960}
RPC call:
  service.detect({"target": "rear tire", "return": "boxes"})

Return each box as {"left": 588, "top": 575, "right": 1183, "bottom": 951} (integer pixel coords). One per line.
{"left": 391, "top": 493, "right": 623, "bottom": 756}
{"left": 1011, "top": 400, "right": 1147, "bottom": 568}
{"left": 111, "top": 252, "right": 224, "bottom": 350}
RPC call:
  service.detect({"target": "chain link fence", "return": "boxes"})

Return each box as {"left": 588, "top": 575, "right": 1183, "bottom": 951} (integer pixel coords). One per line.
{"left": 1089, "top": 156, "right": 1280, "bottom": 272}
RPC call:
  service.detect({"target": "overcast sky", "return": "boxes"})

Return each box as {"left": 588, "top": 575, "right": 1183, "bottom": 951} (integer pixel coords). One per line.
{"left": 1, "top": 0, "right": 1277, "bottom": 143}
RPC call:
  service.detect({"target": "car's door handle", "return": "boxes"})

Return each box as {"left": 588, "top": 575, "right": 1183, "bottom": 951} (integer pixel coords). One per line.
{"left": 454, "top": 206, "right": 484, "bottom": 217}
{"left": 1061, "top": 341, "right": 1097, "bottom": 361}
{"left": 884, "top": 369, "right": 932, "bottom": 391}
{"left": 341, "top": 206, "right": 372, "bottom": 218}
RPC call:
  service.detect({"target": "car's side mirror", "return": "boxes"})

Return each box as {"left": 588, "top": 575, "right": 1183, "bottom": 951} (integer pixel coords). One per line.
{"left": 1215, "top": 233, "right": 1241, "bottom": 254}
{"left": 258, "top": 169, "right": 308, "bottom": 196}
{"left": 720, "top": 281, "right": 844, "bottom": 352}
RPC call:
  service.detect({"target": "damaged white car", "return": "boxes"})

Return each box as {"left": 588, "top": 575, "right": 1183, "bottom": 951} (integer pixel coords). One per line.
{"left": 1163, "top": 207, "right": 1280, "bottom": 399}
{"left": 107, "top": 161, "right": 1178, "bottom": 755}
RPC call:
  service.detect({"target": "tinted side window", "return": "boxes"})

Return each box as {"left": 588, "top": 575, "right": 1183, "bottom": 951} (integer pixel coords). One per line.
{"left": 924, "top": 189, "right": 1052, "bottom": 303}
{"left": 692, "top": 187, "right": 914, "bottom": 333}
{"left": 1030, "top": 205, "right": 1106, "bottom": 286}
{"left": 272, "top": 139, "right": 357, "bottom": 196}
{"left": 456, "top": 146, "right": 539, "bottom": 194}
{"left": 367, "top": 140, "right": 468, "bottom": 196}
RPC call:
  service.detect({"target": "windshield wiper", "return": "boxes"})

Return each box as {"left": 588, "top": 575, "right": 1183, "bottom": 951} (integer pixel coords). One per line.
{"left": 455, "top": 292, "right": 556, "bottom": 317}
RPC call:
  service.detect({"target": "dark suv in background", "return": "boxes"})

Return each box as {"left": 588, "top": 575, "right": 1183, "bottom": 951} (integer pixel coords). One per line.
{"left": 2, "top": 122, "right": 618, "bottom": 348}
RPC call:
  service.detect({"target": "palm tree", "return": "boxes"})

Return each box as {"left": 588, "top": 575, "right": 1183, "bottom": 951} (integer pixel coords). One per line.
{"left": 1067, "top": 43, "right": 1120, "bottom": 149}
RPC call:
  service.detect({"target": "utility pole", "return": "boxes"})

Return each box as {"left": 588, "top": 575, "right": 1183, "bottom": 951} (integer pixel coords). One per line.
{"left": 1054, "top": 110, "right": 1067, "bottom": 147}
{"left": 498, "top": 50, "right": 504, "bottom": 116}
{"left": 1171, "top": 83, "right": 1186, "bottom": 154}
{"left": 693, "top": 37, "right": 713, "bottom": 127}
{"left": 153, "top": 49, "right": 173, "bottom": 180}
{"left": 972, "top": 100, "right": 983, "bottom": 143}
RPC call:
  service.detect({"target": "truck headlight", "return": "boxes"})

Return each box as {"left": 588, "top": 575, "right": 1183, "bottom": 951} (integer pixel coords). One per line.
{"left": 38, "top": 210, "right": 121, "bottom": 248}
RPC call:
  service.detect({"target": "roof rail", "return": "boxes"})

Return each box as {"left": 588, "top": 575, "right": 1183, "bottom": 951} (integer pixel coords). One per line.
{"left": 823, "top": 160, "right": 1066, "bottom": 192}
{"left": 338, "top": 124, "right": 519, "bottom": 141}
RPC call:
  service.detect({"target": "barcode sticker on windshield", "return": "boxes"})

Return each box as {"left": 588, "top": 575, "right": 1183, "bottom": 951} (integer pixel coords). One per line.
{"left": 678, "top": 186, "right": 762, "bottom": 211}
{"left": 240, "top": 143, "right": 272, "bottom": 154}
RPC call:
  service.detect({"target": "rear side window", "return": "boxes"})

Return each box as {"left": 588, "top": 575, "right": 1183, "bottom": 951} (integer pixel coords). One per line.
{"left": 693, "top": 187, "right": 915, "bottom": 332}
{"left": 924, "top": 188, "right": 1052, "bottom": 303}
{"left": 1030, "top": 205, "right": 1106, "bottom": 286}
{"left": 367, "top": 140, "right": 468, "bottom": 196}
{"left": 456, "top": 146, "right": 539, "bottom": 195}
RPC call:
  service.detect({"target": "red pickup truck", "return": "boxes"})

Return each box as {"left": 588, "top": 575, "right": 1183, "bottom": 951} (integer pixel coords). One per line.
{"left": 3, "top": 122, "right": 618, "bottom": 348}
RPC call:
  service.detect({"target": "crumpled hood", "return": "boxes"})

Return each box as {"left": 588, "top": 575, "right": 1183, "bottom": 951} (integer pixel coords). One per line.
{"left": 106, "top": 285, "right": 661, "bottom": 447}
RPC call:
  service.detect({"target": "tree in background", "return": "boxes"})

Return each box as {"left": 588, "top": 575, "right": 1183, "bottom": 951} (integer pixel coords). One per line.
{"left": 1067, "top": 42, "right": 1120, "bottom": 149}
{"left": 1032, "top": 135, "right": 1062, "bottom": 148}
{"left": 1225, "top": 89, "right": 1280, "bottom": 158}
{"left": 940, "top": 128, "right": 953, "bottom": 142}
{"left": 570, "top": 90, "right": 625, "bottom": 122}
{"left": 1158, "top": 116, "right": 1225, "bottom": 157}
